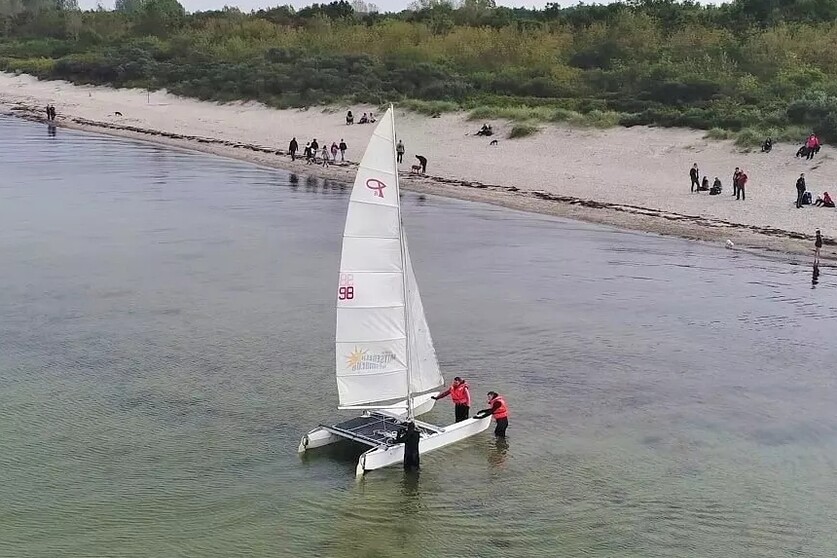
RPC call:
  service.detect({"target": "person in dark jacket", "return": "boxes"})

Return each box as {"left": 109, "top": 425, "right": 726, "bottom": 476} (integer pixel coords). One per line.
{"left": 732, "top": 167, "right": 742, "bottom": 197}
{"left": 415, "top": 155, "right": 427, "bottom": 174}
{"left": 288, "top": 137, "right": 298, "bottom": 161}
{"left": 395, "top": 421, "right": 420, "bottom": 471}
{"left": 814, "top": 229, "right": 823, "bottom": 265}
{"left": 311, "top": 138, "right": 319, "bottom": 154}
{"left": 690, "top": 163, "right": 700, "bottom": 192}
{"left": 339, "top": 139, "right": 347, "bottom": 162}
{"left": 796, "top": 173, "right": 806, "bottom": 208}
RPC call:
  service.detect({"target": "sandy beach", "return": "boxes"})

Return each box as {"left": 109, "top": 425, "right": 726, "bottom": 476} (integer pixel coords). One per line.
{"left": 1, "top": 72, "right": 833, "bottom": 261}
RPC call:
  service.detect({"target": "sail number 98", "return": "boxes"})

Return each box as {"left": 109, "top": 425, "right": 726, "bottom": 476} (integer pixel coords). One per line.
{"left": 338, "top": 273, "right": 355, "bottom": 300}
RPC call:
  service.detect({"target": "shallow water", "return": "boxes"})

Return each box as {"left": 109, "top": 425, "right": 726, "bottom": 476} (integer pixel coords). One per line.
{"left": 2, "top": 116, "right": 837, "bottom": 557}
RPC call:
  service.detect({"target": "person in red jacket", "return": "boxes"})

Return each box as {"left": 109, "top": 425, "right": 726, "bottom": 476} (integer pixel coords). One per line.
{"left": 432, "top": 376, "right": 471, "bottom": 422}
{"left": 475, "top": 391, "right": 509, "bottom": 437}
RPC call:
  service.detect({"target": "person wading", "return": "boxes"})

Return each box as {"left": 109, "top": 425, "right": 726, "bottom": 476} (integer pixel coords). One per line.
{"left": 796, "top": 173, "right": 807, "bottom": 208}
{"left": 475, "top": 391, "right": 509, "bottom": 437}
{"left": 815, "top": 229, "right": 823, "bottom": 264}
{"left": 288, "top": 137, "right": 298, "bottom": 161}
{"left": 432, "top": 376, "right": 471, "bottom": 422}
{"left": 395, "top": 421, "right": 420, "bottom": 471}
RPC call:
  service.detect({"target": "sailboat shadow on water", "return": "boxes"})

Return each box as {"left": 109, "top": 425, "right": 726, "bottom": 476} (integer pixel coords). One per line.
{"left": 298, "top": 106, "right": 491, "bottom": 476}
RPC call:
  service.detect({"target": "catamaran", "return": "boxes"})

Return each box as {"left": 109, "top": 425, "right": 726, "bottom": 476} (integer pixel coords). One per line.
{"left": 298, "top": 106, "right": 490, "bottom": 475}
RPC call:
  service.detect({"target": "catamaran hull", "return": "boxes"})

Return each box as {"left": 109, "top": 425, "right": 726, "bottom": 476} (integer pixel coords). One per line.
{"left": 298, "top": 392, "right": 439, "bottom": 454}
{"left": 355, "top": 417, "right": 492, "bottom": 476}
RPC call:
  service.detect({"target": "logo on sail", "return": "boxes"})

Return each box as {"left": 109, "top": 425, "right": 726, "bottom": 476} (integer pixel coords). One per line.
{"left": 346, "top": 347, "right": 395, "bottom": 371}
{"left": 366, "top": 178, "right": 387, "bottom": 198}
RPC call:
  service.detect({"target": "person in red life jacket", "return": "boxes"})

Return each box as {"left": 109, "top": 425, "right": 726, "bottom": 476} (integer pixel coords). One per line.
{"left": 474, "top": 391, "right": 509, "bottom": 437}
{"left": 432, "top": 376, "right": 471, "bottom": 422}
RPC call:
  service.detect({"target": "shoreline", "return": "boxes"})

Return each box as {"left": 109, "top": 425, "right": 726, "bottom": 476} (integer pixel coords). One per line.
{"left": 1, "top": 74, "right": 833, "bottom": 264}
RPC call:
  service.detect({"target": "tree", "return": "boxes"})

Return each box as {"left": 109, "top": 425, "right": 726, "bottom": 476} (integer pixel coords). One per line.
{"left": 115, "top": 0, "right": 146, "bottom": 13}
{"left": 133, "top": 0, "right": 184, "bottom": 35}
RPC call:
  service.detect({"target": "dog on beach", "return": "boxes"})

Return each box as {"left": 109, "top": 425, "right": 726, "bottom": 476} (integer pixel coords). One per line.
{"left": 410, "top": 164, "right": 422, "bottom": 174}
{"left": 489, "top": 139, "right": 498, "bottom": 146}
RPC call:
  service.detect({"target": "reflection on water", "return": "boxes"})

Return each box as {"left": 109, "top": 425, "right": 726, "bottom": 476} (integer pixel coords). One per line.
{"left": 1, "top": 115, "right": 837, "bottom": 558}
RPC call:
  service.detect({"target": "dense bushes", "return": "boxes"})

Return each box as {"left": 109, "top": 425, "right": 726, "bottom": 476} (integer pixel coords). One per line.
{"left": 5, "top": 0, "right": 837, "bottom": 140}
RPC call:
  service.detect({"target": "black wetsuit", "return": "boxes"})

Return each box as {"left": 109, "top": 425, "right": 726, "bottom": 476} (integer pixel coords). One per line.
{"left": 690, "top": 167, "right": 699, "bottom": 192}
{"left": 416, "top": 155, "right": 427, "bottom": 174}
{"left": 289, "top": 139, "right": 298, "bottom": 161}
{"left": 396, "top": 427, "right": 420, "bottom": 471}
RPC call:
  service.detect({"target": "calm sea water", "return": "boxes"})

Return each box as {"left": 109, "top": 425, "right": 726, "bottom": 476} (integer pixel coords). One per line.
{"left": 2, "top": 116, "right": 837, "bottom": 558}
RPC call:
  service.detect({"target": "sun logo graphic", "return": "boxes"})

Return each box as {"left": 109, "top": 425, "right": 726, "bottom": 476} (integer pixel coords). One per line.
{"left": 346, "top": 347, "right": 367, "bottom": 369}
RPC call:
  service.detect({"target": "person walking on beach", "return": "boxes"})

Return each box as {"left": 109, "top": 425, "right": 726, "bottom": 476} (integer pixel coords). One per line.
{"left": 736, "top": 170, "right": 748, "bottom": 200}
{"left": 796, "top": 173, "right": 807, "bottom": 208}
{"left": 288, "top": 137, "right": 298, "bottom": 161}
{"left": 690, "top": 163, "right": 700, "bottom": 193}
{"left": 415, "top": 154, "right": 427, "bottom": 174}
{"left": 733, "top": 167, "right": 742, "bottom": 197}
{"left": 330, "top": 141, "right": 338, "bottom": 162}
{"left": 339, "top": 139, "right": 347, "bottom": 162}
{"left": 311, "top": 138, "right": 319, "bottom": 155}
{"left": 304, "top": 142, "right": 313, "bottom": 164}
{"left": 814, "top": 229, "right": 823, "bottom": 264}
{"left": 396, "top": 140, "right": 405, "bottom": 164}
{"left": 321, "top": 145, "right": 330, "bottom": 168}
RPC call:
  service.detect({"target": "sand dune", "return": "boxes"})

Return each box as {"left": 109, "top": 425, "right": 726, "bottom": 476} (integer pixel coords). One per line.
{"left": 1, "top": 72, "right": 832, "bottom": 260}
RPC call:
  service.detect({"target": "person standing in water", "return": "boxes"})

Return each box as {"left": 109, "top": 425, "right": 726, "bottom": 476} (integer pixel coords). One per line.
{"left": 288, "top": 137, "right": 298, "bottom": 161}
{"left": 396, "top": 140, "right": 405, "bottom": 164}
{"left": 432, "top": 376, "right": 470, "bottom": 422}
{"left": 475, "top": 391, "right": 509, "bottom": 437}
{"left": 815, "top": 229, "right": 823, "bottom": 264}
{"left": 395, "top": 421, "right": 420, "bottom": 471}
{"left": 415, "top": 155, "right": 427, "bottom": 174}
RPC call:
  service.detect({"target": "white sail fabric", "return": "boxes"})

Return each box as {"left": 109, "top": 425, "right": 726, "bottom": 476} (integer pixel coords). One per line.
{"left": 404, "top": 237, "right": 444, "bottom": 394}
{"left": 335, "top": 107, "right": 443, "bottom": 407}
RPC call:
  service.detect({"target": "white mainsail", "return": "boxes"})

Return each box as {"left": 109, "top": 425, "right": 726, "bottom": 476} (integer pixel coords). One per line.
{"left": 335, "top": 107, "right": 443, "bottom": 408}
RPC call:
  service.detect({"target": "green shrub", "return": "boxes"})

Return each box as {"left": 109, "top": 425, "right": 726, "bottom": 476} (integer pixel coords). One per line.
{"left": 508, "top": 122, "right": 540, "bottom": 138}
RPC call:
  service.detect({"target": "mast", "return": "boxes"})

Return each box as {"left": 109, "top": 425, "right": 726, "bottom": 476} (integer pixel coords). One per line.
{"left": 391, "top": 104, "right": 414, "bottom": 421}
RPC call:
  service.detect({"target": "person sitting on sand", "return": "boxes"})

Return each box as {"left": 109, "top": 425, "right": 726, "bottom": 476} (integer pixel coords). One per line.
{"left": 369, "top": 112, "right": 376, "bottom": 123}
{"left": 700, "top": 176, "right": 710, "bottom": 191}
{"left": 814, "top": 191, "right": 835, "bottom": 207}
{"left": 476, "top": 124, "right": 494, "bottom": 137}
{"left": 358, "top": 113, "right": 369, "bottom": 124}
{"left": 761, "top": 137, "right": 773, "bottom": 153}
{"left": 710, "top": 177, "right": 722, "bottom": 195}
{"left": 346, "top": 110, "right": 354, "bottom": 125}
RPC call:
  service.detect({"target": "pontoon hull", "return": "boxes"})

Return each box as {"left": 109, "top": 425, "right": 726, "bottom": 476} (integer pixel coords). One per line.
{"left": 298, "top": 392, "right": 438, "bottom": 453}
{"left": 355, "top": 416, "right": 492, "bottom": 476}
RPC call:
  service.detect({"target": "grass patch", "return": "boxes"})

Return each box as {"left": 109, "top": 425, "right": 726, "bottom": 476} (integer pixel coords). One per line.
{"left": 508, "top": 122, "right": 540, "bottom": 139}
{"left": 398, "top": 99, "right": 459, "bottom": 116}
{"left": 704, "top": 127, "right": 736, "bottom": 140}
{"left": 733, "top": 125, "right": 809, "bottom": 147}
{"left": 468, "top": 105, "right": 554, "bottom": 122}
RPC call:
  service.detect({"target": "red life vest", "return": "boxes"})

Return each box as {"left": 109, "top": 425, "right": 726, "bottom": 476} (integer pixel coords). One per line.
{"left": 450, "top": 382, "right": 470, "bottom": 405}
{"left": 492, "top": 396, "right": 509, "bottom": 419}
